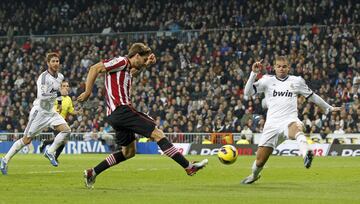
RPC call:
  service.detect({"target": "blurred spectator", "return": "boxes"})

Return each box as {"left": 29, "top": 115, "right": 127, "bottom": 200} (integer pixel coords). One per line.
{"left": 241, "top": 125, "right": 253, "bottom": 139}
{"left": 201, "top": 136, "right": 213, "bottom": 144}
{"left": 236, "top": 135, "right": 250, "bottom": 144}
{"left": 333, "top": 124, "right": 345, "bottom": 134}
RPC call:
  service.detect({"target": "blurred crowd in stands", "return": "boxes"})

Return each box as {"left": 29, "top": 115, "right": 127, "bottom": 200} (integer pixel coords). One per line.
{"left": 0, "top": 0, "right": 358, "bottom": 36}
{"left": 0, "top": 0, "right": 359, "bottom": 143}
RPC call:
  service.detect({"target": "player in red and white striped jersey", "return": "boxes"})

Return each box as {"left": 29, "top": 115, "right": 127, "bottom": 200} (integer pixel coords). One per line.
{"left": 78, "top": 43, "right": 208, "bottom": 188}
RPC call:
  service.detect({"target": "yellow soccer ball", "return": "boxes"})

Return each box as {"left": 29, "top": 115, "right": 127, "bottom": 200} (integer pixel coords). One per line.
{"left": 217, "top": 145, "right": 238, "bottom": 165}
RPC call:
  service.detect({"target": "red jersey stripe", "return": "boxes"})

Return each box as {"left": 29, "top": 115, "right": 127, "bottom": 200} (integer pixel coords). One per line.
{"left": 103, "top": 56, "right": 132, "bottom": 115}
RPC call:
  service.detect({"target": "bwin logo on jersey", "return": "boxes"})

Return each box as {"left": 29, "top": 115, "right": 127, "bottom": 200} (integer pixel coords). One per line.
{"left": 273, "top": 90, "right": 293, "bottom": 97}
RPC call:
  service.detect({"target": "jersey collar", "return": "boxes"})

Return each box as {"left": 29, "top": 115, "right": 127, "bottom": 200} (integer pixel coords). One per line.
{"left": 275, "top": 75, "right": 289, "bottom": 82}
{"left": 47, "top": 69, "right": 58, "bottom": 78}
{"left": 125, "top": 56, "right": 131, "bottom": 69}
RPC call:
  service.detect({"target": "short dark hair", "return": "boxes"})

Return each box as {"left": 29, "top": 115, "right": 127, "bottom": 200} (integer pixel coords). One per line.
{"left": 46, "top": 52, "right": 60, "bottom": 62}
{"left": 128, "top": 43, "right": 152, "bottom": 58}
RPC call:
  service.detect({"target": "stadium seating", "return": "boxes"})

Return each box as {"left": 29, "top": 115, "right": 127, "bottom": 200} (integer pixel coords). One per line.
{"left": 0, "top": 1, "right": 359, "bottom": 140}
{"left": 0, "top": 0, "right": 358, "bottom": 36}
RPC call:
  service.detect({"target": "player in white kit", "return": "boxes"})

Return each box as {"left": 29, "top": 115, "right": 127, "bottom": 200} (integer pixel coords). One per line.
{"left": 0, "top": 52, "right": 71, "bottom": 175}
{"left": 241, "top": 56, "right": 341, "bottom": 184}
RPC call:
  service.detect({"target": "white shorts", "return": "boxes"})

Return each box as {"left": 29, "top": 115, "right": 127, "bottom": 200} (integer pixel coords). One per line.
{"left": 24, "top": 107, "right": 67, "bottom": 138}
{"left": 258, "top": 118, "right": 302, "bottom": 149}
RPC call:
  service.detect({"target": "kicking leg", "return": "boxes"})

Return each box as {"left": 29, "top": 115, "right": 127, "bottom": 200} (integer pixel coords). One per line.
{"left": 151, "top": 127, "right": 208, "bottom": 176}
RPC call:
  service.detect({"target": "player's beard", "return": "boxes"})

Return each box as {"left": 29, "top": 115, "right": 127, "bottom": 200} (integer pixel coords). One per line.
{"left": 49, "top": 66, "right": 59, "bottom": 74}
{"left": 131, "top": 66, "right": 144, "bottom": 77}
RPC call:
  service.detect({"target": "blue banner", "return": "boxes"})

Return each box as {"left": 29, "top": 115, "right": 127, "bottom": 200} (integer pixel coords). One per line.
{"left": 0, "top": 141, "right": 159, "bottom": 154}
{"left": 64, "top": 141, "right": 110, "bottom": 154}
{"left": 136, "top": 142, "right": 159, "bottom": 154}
{"left": 0, "top": 140, "right": 111, "bottom": 154}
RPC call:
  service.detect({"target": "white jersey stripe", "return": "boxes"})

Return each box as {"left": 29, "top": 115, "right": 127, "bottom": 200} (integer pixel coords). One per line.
{"left": 117, "top": 72, "right": 125, "bottom": 105}
{"left": 123, "top": 73, "right": 129, "bottom": 104}
{"left": 41, "top": 72, "right": 48, "bottom": 85}
{"left": 106, "top": 74, "right": 116, "bottom": 111}
{"left": 104, "top": 74, "right": 112, "bottom": 113}
{"left": 24, "top": 110, "right": 39, "bottom": 136}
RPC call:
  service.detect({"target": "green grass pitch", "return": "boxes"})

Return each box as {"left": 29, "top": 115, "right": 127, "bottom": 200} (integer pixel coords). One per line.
{"left": 0, "top": 154, "right": 359, "bottom": 204}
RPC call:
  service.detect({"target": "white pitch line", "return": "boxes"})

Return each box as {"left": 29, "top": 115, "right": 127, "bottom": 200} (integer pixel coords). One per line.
{"left": 17, "top": 167, "right": 174, "bottom": 175}
{"left": 26, "top": 170, "right": 65, "bottom": 174}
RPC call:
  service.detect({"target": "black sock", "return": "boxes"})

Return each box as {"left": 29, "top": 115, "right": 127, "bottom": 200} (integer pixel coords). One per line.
{"left": 93, "top": 151, "right": 126, "bottom": 175}
{"left": 40, "top": 139, "right": 54, "bottom": 153}
{"left": 157, "top": 138, "right": 190, "bottom": 168}
{"left": 55, "top": 144, "right": 65, "bottom": 160}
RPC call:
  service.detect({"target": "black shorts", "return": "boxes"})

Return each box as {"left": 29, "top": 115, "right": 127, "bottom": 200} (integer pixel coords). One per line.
{"left": 106, "top": 105, "right": 156, "bottom": 146}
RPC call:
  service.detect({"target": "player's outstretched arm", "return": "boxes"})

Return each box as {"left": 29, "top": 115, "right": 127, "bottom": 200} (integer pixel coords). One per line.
{"left": 77, "top": 62, "right": 106, "bottom": 102}
{"left": 308, "top": 93, "right": 342, "bottom": 114}
{"left": 244, "top": 59, "right": 263, "bottom": 96}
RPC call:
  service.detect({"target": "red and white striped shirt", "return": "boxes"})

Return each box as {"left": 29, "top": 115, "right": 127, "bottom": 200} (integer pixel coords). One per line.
{"left": 103, "top": 56, "right": 132, "bottom": 115}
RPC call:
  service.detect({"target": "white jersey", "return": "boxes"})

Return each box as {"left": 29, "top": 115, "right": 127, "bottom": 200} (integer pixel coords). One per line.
{"left": 33, "top": 70, "right": 64, "bottom": 112}
{"left": 253, "top": 75, "right": 313, "bottom": 122}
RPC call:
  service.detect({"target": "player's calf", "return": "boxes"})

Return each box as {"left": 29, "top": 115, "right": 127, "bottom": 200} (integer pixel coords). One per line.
{"left": 47, "top": 129, "right": 70, "bottom": 156}
{"left": 121, "top": 145, "right": 136, "bottom": 159}
{"left": 55, "top": 143, "right": 66, "bottom": 162}
{"left": 152, "top": 128, "right": 208, "bottom": 175}
{"left": 92, "top": 150, "right": 127, "bottom": 176}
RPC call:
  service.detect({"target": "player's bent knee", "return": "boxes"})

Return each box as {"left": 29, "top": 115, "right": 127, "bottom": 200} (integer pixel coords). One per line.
{"left": 62, "top": 129, "right": 71, "bottom": 134}
{"left": 288, "top": 122, "right": 304, "bottom": 139}
{"left": 62, "top": 126, "right": 71, "bottom": 133}
{"left": 122, "top": 149, "right": 136, "bottom": 159}
{"left": 150, "top": 127, "right": 165, "bottom": 141}
{"left": 295, "top": 122, "right": 303, "bottom": 131}
{"left": 56, "top": 124, "right": 71, "bottom": 132}
{"left": 59, "top": 126, "right": 71, "bottom": 135}
{"left": 122, "top": 142, "right": 136, "bottom": 159}
{"left": 22, "top": 137, "right": 32, "bottom": 145}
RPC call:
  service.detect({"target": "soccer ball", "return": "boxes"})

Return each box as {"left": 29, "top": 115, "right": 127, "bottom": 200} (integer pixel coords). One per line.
{"left": 217, "top": 145, "right": 238, "bottom": 165}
